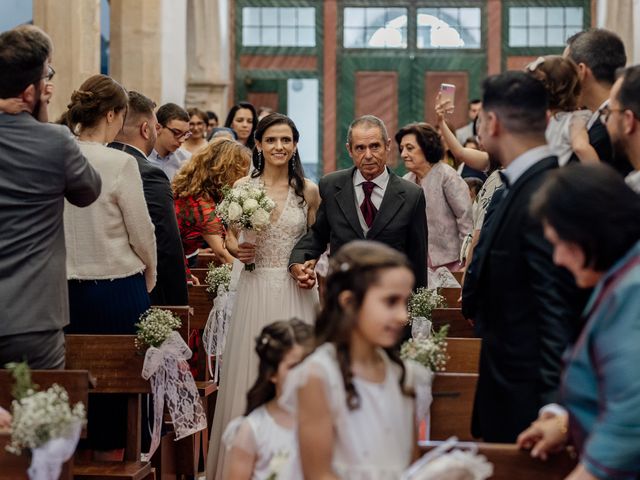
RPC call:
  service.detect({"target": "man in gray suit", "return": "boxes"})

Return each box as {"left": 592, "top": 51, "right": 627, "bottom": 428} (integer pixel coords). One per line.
{"left": 0, "top": 26, "right": 101, "bottom": 369}
{"left": 289, "top": 115, "right": 427, "bottom": 288}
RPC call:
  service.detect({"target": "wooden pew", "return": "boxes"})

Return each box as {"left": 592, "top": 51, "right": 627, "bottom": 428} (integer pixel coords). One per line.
{"left": 193, "top": 252, "right": 217, "bottom": 269}
{"left": 187, "top": 284, "right": 214, "bottom": 331}
{"left": 65, "top": 333, "right": 213, "bottom": 479}
{"left": 452, "top": 270, "right": 464, "bottom": 285}
{"left": 432, "top": 308, "right": 476, "bottom": 337}
{"left": 0, "top": 370, "right": 91, "bottom": 480}
{"left": 439, "top": 287, "right": 461, "bottom": 307}
{"left": 65, "top": 335, "right": 149, "bottom": 462}
{"left": 190, "top": 268, "right": 208, "bottom": 285}
{"left": 445, "top": 338, "right": 480, "bottom": 374}
{"left": 420, "top": 441, "right": 577, "bottom": 479}
{"left": 430, "top": 373, "right": 477, "bottom": 441}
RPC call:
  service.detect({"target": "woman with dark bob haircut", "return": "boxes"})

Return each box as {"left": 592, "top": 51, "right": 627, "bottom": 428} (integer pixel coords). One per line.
{"left": 224, "top": 101, "right": 258, "bottom": 149}
{"left": 395, "top": 122, "right": 472, "bottom": 272}
{"left": 518, "top": 163, "right": 640, "bottom": 480}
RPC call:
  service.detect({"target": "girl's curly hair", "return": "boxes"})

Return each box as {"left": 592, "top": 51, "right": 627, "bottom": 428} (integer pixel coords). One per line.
{"left": 172, "top": 138, "right": 250, "bottom": 203}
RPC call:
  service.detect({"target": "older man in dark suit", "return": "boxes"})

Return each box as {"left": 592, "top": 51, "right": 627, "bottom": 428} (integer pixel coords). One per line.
{"left": 108, "top": 91, "right": 188, "bottom": 306}
{"left": 289, "top": 115, "right": 427, "bottom": 288}
{"left": 462, "top": 72, "right": 587, "bottom": 443}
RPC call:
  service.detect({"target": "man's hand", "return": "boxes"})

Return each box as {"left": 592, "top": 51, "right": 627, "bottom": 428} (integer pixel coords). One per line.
{"left": 517, "top": 414, "right": 568, "bottom": 461}
{"left": 290, "top": 262, "right": 317, "bottom": 289}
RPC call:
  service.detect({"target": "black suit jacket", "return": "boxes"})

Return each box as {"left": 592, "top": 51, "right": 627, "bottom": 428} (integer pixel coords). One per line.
{"left": 108, "top": 142, "right": 188, "bottom": 305}
{"left": 568, "top": 118, "right": 633, "bottom": 176}
{"left": 289, "top": 167, "right": 428, "bottom": 287}
{"left": 462, "top": 155, "right": 586, "bottom": 442}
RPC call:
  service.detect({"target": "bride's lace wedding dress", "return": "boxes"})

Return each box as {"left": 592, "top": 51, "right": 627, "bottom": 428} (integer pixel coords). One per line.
{"left": 206, "top": 182, "right": 318, "bottom": 479}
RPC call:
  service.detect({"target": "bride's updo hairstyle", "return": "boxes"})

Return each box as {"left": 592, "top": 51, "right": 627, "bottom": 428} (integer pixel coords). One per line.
{"left": 63, "top": 74, "right": 128, "bottom": 132}
{"left": 316, "top": 241, "right": 414, "bottom": 410}
{"left": 245, "top": 318, "right": 313, "bottom": 415}
{"left": 250, "top": 113, "right": 306, "bottom": 205}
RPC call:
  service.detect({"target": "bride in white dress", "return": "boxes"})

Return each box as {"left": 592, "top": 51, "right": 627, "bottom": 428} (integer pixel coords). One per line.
{"left": 206, "top": 113, "right": 320, "bottom": 479}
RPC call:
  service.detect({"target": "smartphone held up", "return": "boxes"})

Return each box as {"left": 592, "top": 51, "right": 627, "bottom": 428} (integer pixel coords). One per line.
{"left": 439, "top": 83, "right": 456, "bottom": 113}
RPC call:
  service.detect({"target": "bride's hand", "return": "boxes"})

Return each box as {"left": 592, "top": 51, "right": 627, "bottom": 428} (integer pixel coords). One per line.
{"left": 237, "top": 242, "right": 256, "bottom": 264}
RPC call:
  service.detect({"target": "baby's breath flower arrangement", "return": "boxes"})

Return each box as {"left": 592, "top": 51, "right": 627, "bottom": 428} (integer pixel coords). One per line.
{"left": 205, "top": 262, "right": 232, "bottom": 295}
{"left": 407, "top": 287, "right": 447, "bottom": 323}
{"left": 5, "top": 362, "right": 86, "bottom": 455}
{"left": 400, "top": 325, "right": 450, "bottom": 372}
{"left": 135, "top": 308, "right": 182, "bottom": 350}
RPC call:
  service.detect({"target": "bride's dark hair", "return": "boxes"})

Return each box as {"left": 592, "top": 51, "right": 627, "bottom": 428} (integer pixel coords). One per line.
{"left": 250, "top": 113, "right": 307, "bottom": 205}
{"left": 315, "top": 241, "right": 414, "bottom": 410}
{"left": 245, "top": 318, "right": 314, "bottom": 415}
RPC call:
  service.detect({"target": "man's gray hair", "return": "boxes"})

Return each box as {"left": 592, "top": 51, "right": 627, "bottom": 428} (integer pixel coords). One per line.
{"left": 347, "top": 115, "right": 389, "bottom": 146}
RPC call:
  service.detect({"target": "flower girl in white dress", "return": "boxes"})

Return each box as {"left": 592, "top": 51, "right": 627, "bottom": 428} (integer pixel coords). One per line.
{"left": 281, "top": 241, "right": 433, "bottom": 479}
{"left": 220, "top": 319, "right": 313, "bottom": 480}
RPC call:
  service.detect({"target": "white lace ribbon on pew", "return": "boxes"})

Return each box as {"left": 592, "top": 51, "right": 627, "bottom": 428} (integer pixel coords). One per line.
{"left": 402, "top": 437, "right": 493, "bottom": 480}
{"left": 202, "top": 286, "right": 236, "bottom": 383}
{"left": 28, "top": 421, "right": 82, "bottom": 480}
{"left": 141, "top": 331, "right": 207, "bottom": 461}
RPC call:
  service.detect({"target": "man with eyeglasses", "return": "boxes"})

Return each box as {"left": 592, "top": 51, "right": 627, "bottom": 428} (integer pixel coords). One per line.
{"left": 149, "top": 103, "right": 192, "bottom": 181}
{"left": 0, "top": 25, "right": 101, "bottom": 369}
{"left": 602, "top": 66, "right": 640, "bottom": 194}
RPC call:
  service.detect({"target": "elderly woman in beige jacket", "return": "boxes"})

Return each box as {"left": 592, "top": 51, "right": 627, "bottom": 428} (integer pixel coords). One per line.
{"left": 396, "top": 122, "right": 472, "bottom": 271}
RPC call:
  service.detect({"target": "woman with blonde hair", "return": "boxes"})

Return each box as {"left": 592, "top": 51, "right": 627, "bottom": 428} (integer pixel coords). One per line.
{"left": 173, "top": 137, "right": 251, "bottom": 265}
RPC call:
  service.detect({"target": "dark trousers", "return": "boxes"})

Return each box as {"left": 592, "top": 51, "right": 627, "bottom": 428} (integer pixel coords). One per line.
{"left": 0, "top": 329, "right": 65, "bottom": 369}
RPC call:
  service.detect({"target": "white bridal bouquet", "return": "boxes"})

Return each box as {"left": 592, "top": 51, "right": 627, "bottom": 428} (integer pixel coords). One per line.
{"left": 6, "top": 362, "right": 86, "bottom": 480}
{"left": 215, "top": 183, "right": 276, "bottom": 271}
{"left": 135, "top": 309, "right": 207, "bottom": 460}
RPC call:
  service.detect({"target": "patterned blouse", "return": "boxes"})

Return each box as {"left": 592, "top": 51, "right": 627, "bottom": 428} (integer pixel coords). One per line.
{"left": 174, "top": 196, "right": 223, "bottom": 256}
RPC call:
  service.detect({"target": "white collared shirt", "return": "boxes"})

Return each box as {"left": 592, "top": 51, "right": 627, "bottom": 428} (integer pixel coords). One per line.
{"left": 353, "top": 167, "right": 390, "bottom": 234}
{"left": 587, "top": 99, "right": 608, "bottom": 130}
{"left": 502, "top": 145, "right": 553, "bottom": 188}
{"left": 625, "top": 170, "right": 640, "bottom": 194}
{"left": 148, "top": 148, "right": 192, "bottom": 181}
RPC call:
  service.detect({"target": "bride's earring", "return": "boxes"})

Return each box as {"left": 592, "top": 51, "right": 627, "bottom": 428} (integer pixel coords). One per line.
{"left": 257, "top": 150, "right": 263, "bottom": 170}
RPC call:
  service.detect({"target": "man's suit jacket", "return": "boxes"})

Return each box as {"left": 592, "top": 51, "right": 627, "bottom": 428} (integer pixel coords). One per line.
{"left": 461, "top": 155, "right": 586, "bottom": 442}
{"left": 289, "top": 167, "right": 428, "bottom": 287}
{"left": 108, "top": 142, "right": 188, "bottom": 305}
{"left": 568, "top": 118, "right": 632, "bottom": 176}
{"left": 0, "top": 113, "right": 101, "bottom": 337}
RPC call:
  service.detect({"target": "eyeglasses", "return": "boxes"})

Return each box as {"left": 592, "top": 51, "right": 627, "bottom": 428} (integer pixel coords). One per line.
{"left": 163, "top": 125, "right": 192, "bottom": 141}
{"left": 42, "top": 65, "right": 55, "bottom": 82}
{"left": 599, "top": 105, "right": 626, "bottom": 124}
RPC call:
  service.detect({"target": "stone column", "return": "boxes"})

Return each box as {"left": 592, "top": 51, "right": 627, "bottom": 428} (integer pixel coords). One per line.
{"left": 109, "top": 0, "right": 187, "bottom": 106}
{"left": 32, "top": 0, "right": 101, "bottom": 121}
{"left": 109, "top": 0, "right": 163, "bottom": 103}
{"left": 185, "top": 0, "right": 230, "bottom": 116}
